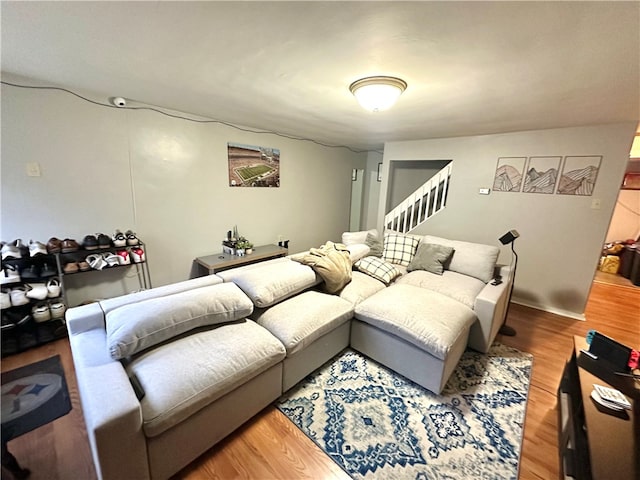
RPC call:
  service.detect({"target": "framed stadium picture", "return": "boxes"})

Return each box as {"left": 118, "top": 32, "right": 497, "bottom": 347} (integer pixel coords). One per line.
{"left": 228, "top": 142, "right": 280, "bottom": 187}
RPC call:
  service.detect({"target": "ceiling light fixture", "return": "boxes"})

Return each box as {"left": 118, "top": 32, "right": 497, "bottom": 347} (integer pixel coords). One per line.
{"left": 349, "top": 76, "right": 407, "bottom": 112}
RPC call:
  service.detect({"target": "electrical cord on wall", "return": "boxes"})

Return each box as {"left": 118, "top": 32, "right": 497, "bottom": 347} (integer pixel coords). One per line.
{"left": 1, "top": 80, "right": 380, "bottom": 154}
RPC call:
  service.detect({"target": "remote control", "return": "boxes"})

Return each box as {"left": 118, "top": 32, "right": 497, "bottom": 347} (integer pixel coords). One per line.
{"left": 593, "top": 384, "right": 631, "bottom": 410}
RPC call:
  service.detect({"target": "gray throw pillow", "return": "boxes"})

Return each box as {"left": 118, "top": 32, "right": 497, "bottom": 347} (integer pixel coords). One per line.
{"left": 407, "top": 243, "right": 455, "bottom": 275}
{"left": 365, "top": 232, "right": 383, "bottom": 257}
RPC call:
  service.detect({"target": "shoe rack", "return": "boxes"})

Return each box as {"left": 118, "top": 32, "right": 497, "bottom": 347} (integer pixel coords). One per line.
{"left": 54, "top": 241, "right": 152, "bottom": 307}
{"left": 1, "top": 253, "right": 68, "bottom": 356}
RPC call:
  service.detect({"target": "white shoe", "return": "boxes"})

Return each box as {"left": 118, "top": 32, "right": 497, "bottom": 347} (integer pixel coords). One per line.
{"left": 0, "top": 289, "right": 11, "bottom": 309}
{"left": 103, "top": 253, "right": 120, "bottom": 267}
{"left": 112, "top": 230, "right": 127, "bottom": 248}
{"left": 116, "top": 250, "right": 131, "bottom": 265}
{"left": 25, "top": 283, "right": 48, "bottom": 301}
{"left": 131, "top": 247, "right": 145, "bottom": 263}
{"left": 46, "top": 278, "right": 61, "bottom": 298}
{"left": 29, "top": 240, "right": 48, "bottom": 257}
{"left": 10, "top": 287, "right": 29, "bottom": 306}
{"left": 125, "top": 230, "right": 139, "bottom": 246}
{"left": 49, "top": 301, "right": 66, "bottom": 319}
{"left": 86, "top": 253, "right": 107, "bottom": 270}
{"left": 1, "top": 244, "right": 21, "bottom": 260}
{"left": 1, "top": 265, "right": 21, "bottom": 285}
{"left": 32, "top": 304, "right": 51, "bottom": 323}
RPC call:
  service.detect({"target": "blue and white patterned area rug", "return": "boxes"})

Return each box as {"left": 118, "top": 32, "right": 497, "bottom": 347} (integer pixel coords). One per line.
{"left": 277, "top": 344, "right": 532, "bottom": 480}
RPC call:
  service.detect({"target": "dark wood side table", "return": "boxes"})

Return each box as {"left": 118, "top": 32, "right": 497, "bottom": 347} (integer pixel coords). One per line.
{"left": 557, "top": 335, "right": 639, "bottom": 480}
{"left": 194, "top": 244, "right": 288, "bottom": 276}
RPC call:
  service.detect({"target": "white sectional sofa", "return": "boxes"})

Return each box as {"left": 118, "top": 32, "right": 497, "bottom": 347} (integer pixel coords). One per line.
{"left": 67, "top": 230, "right": 512, "bottom": 480}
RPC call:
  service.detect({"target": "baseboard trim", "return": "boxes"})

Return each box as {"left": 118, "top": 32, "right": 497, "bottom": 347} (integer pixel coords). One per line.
{"left": 511, "top": 299, "right": 586, "bottom": 322}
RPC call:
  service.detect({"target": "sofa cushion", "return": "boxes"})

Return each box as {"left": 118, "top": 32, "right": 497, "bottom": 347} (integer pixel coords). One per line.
{"left": 106, "top": 283, "right": 252, "bottom": 360}
{"left": 338, "top": 271, "right": 387, "bottom": 306}
{"left": 365, "top": 232, "right": 383, "bottom": 257}
{"left": 354, "top": 284, "right": 476, "bottom": 360}
{"left": 354, "top": 256, "right": 402, "bottom": 285}
{"left": 407, "top": 242, "right": 454, "bottom": 275}
{"left": 252, "top": 291, "right": 353, "bottom": 355}
{"left": 396, "top": 270, "right": 486, "bottom": 309}
{"left": 128, "top": 320, "right": 286, "bottom": 437}
{"left": 422, "top": 235, "right": 499, "bottom": 283}
{"left": 345, "top": 243, "right": 371, "bottom": 263}
{"left": 342, "top": 229, "right": 378, "bottom": 246}
{"left": 225, "top": 259, "right": 321, "bottom": 308}
{"left": 99, "top": 274, "right": 224, "bottom": 315}
{"left": 382, "top": 231, "right": 420, "bottom": 266}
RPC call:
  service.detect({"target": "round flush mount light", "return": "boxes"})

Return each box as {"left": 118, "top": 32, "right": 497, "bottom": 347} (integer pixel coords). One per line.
{"left": 349, "top": 76, "right": 407, "bottom": 112}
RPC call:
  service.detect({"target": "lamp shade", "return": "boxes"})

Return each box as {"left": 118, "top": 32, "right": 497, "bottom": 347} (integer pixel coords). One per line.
{"left": 349, "top": 76, "right": 407, "bottom": 112}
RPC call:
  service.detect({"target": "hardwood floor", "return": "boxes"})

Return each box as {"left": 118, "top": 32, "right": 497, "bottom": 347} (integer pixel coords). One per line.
{"left": 2, "top": 281, "right": 638, "bottom": 480}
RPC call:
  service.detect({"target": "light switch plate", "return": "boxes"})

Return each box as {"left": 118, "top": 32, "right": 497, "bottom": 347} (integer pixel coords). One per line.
{"left": 479, "top": 188, "right": 491, "bottom": 195}
{"left": 26, "top": 162, "right": 41, "bottom": 177}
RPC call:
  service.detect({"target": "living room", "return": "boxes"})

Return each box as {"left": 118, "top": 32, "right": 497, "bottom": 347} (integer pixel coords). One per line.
{"left": 1, "top": 2, "right": 638, "bottom": 480}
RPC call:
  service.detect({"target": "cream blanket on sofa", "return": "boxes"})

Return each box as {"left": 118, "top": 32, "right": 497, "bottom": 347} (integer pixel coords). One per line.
{"left": 293, "top": 241, "right": 352, "bottom": 293}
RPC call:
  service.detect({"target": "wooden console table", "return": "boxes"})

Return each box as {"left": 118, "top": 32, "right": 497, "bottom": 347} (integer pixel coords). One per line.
{"left": 557, "top": 335, "right": 638, "bottom": 480}
{"left": 195, "top": 244, "right": 288, "bottom": 275}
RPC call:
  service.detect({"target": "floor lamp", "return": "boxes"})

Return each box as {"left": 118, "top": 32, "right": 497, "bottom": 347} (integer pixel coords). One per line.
{"left": 498, "top": 229, "right": 519, "bottom": 336}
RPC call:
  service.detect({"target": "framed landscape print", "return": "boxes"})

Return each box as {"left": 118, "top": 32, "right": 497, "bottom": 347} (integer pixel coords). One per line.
{"left": 493, "top": 157, "right": 526, "bottom": 192}
{"left": 522, "top": 156, "right": 562, "bottom": 194}
{"left": 228, "top": 143, "right": 280, "bottom": 187}
{"left": 556, "top": 155, "right": 602, "bottom": 196}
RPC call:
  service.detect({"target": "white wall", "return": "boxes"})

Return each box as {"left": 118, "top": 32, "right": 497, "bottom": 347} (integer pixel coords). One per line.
{"left": 1, "top": 79, "right": 366, "bottom": 305}
{"left": 362, "top": 151, "right": 382, "bottom": 230}
{"left": 379, "top": 123, "right": 637, "bottom": 319}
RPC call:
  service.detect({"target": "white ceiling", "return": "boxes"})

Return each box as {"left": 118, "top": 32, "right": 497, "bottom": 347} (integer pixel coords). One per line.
{"left": 1, "top": 1, "right": 639, "bottom": 152}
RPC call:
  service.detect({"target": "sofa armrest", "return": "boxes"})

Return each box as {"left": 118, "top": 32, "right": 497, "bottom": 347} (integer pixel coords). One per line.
{"left": 66, "top": 302, "right": 105, "bottom": 336}
{"left": 469, "top": 265, "right": 512, "bottom": 353}
{"left": 69, "top": 327, "right": 149, "bottom": 480}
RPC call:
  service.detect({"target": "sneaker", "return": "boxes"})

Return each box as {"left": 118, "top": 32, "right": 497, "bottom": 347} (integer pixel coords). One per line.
{"left": 12, "top": 239, "right": 29, "bottom": 258}
{"left": 40, "top": 263, "right": 57, "bottom": 277}
{"left": 61, "top": 238, "right": 80, "bottom": 253}
{"left": 36, "top": 321, "right": 56, "bottom": 343}
{"left": 0, "top": 289, "right": 11, "bottom": 309}
{"left": 103, "top": 252, "right": 120, "bottom": 267}
{"left": 10, "top": 287, "right": 30, "bottom": 306}
{"left": 1, "top": 265, "right": 21, "bottom": 285}
{"left": 112, "top": 230, "right": 127, "bottom": 247}
{"left": 1, "top": 243, "right": 21, "bottom": 260}
{"left": 32, "top": 304, "right": 51, "bottom": 323}
{"left": 86, "top": 254, "right": 107, "bottom": 271}
{"left": 63, "top": 262, "right": 79, "bottom": 274}
{"left": 28, "top": 240, "right": 48, "bottom": 257}
{"left": 46, "top": 278, "right": 61, "bottom": 298}
{"left": 125, "top": 230, "right": 139, "bottom": 246}
{"left": 116, "top": 250, "right": 131, "bottom": 265}
{"left": 25, "top": 283, "right": 48, "bottom": 301}
{"left": 20, "top": 265, "right": 40, "bottom": 280}
{"left": 47, "top": 237, "right": 62, "bottom": 254}
{"left": 49, "top": 301, "right": 67, "bottom": 319}
{"left": 82, "top": 234, "right": 98, "bottom": 250}
{"left": 131, "top": 247, "right": 145, "bottom": 263}
{"left": 97, "top": 233, "right": 111, "bottom": 249}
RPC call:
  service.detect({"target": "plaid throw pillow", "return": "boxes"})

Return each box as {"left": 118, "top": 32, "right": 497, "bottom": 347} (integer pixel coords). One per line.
{"left": 382, "top": 232, "right": 420, "bottom": 266}
{"left": 354, "top": 256, "right": 402, "bottom": 285}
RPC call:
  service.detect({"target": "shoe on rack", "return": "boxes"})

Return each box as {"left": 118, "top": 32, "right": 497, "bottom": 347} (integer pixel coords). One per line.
{"left": 116, "top": 250, "right": 131, "bottom": 265}
{"left": 49, "top": 301, "right": 67, "bottom": 320}
{"left": 86, "top": 254, "right": 107, "bottom": 271}
{"left": 36, "top": 321, "right": 56, "bottom": 343}
{"left": 20, "top": 265, "right": 40, "bottom": 280}
{"left": 32, "top": 303, "right": 51, "bottom": 323}
{"left": 103, "top": 252, "right": 120, "bottom": 267}
{"left": 61, "top": 238, "right": 80, "bottom": 253}
{"left": 130, "top": 247, "right": 146, "bottom": 263}
{"left": 97, "top": 233, "right": 111, "bottom": 249}
{"left": 12, "top": 239, "right": 29, "bottom": 258}
{"left": 40, "top": 263, "right": 57, "bottom": 278}
{"left": 112, "top": 230, "right": 127, "bottom": 247}
{"left": 25, "top": 283, "right": 48, "bottom": 301}
{"left": 125, "top": 230, "right": 139, "bottom": 246}
{"left": 46, "top": 278, "right": 61, "bottom": 298}
{"left": 1, "top": 265, "right": 21, "bottom": 285}
{"left": 9, "top": 287, "right": 30, "bottom": 306}
{"left": 63, "top": 262, "right": 79, "bottom": 274}
{"left": 1, "top": 243, "right": 21, "bottom": 260}
{"left": 78, "top": 260, "right": 90, "bottom": 271}
{"left": 1, "top": 289, "right": 11, "bottom": 309}
{"left": 47, "top": 237, "right": 63, "bottom": 254}
{"left": 28, "top": 240, "right": 48, "bottom": 257}
{"left": 82, "top": 235, "right": 98, "bottom": 250}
